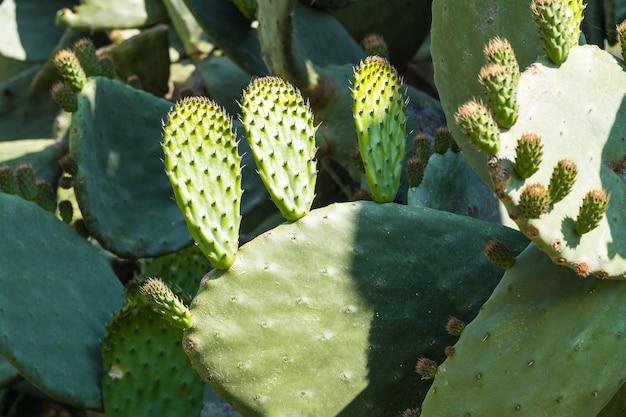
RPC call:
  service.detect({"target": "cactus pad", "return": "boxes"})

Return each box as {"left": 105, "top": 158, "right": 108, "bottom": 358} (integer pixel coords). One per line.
{"left": 421, "top": 244, "right": 626, "bottom": 417}
{"left": 162, "top": 96, "right": 243, "bottom": 270}
{"left": 102, "top": 282, "right": 203, "bottom": 417}
{"left": 182, "top": 201, "right": 528, "bottom": 416}
{"left": 240, "top": 76, "right": 317, "bottom": 221}
{"left": 486, "top": 45, "right": 626, "bottom": 278}
{"left": 0, "top": 193, "right": 123, "bottom": 409}
{"left": 352, "top": 56, "right": 407, "bottom": 202}
{"left": 70, "top": 77, "right": 192, "bottom": 258}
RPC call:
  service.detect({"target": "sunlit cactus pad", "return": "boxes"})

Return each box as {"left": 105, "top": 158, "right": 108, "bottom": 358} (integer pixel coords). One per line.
{"left": 489, "top": 45, "right": 626, "bottom": 278}
{"left": 182, "top": 201, "right": 528, "bottom": 416}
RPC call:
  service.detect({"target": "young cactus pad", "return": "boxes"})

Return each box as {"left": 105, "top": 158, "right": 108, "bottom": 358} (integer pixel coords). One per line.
{"left": 182, "top": 200, "right": 528, "bottom": 416}
{"left": 162, "top": 96, "right": 243, "bottom": 270}
{"left": 352, "top": 56, "right": 408, "bottom": 203}
{"left": 240, "top": 76, "right": 317, "bottom": 221}
{"left": 421, "top": 244, "right": 626, "bottom": 417}
{"left": 487, "top": 45, "right": 626, "bottom": 278}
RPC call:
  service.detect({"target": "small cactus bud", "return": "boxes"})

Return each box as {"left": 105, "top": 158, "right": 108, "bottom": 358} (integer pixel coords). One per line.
{"left": 50, "top": 82, "right": 78, "bottom": 113}
{"left": 548, "top": 158, "right": 577, "bottom": 203}
{"left": 53, "top": 49, "right": 87, "bottom": 91}
{"left": 478, "top": 63, "right": 519, "bottom": 129}
{"left": 484, "top": 239, "right": 516, "bottom": 269}
{"left": 361, "top": 33, "right": 388, "bottom": 58}
{"left": 15, "top": 164, "right": 37, "bottom": 201}
{"left": 140, "top": 278, "right": 193, "bottom": 330}
{"left": 58, "top": 200, "right": 74, "bottom": 223}
{"left": 412, "top": 133, "right": 433, "bottom": 160}
{"left": 445, "top": 316, "right": 466, "bottom": 336}
{"left": 35, "top": 180, "right": 56, "bottom": 212}
{"left": 454, "top": 100, "right": 500, "bottom": 154}
{"left": 433, "top": 128, "right": 450, "bottom": 155}
{"left": 531, "top": 0, "right": 585, "bottom": 65}
{"left": 0, "top": 165, "right": 20, "bottom": 195}
{"left": 127, "top": 75, "right": 142, "bottom": 89}
{"left": 484, "top": 37, "right": 520, "bottom": 76}
{"left": 444, "top": 346, "right": 455, "bottom": 358}
{"left": 514, "top": 133, "right": 543, "bottom": 179}
{"left": 415, "top": 357, "right": 438, "bottom": 380}
{"left": 98, "top": 56, "right": 116, "bottom": 79}
{"left": 59, "top": 153, "right": 79, "bottom": 176}
{"left": 407, "top": 157, "right": 427, "bottom": 188}
{"left": 73, "top": 38, "right": 101, "bottom": 77}
{"left": 518, "top": 183, "right": 551, "bottom": 219}
{"left": 575, "top": 189, "right": 609, "bottom": 235}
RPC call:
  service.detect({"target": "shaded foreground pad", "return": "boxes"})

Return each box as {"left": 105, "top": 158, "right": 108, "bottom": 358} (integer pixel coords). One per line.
{"left": 185, "top": 201, "right": 528, "bottom": 416}
{"left": 0, "top": 193, "right": 124, "bottom": 410}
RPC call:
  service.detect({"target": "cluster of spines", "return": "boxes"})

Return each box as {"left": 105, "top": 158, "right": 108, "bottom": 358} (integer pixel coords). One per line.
{"left": 484, "top": 239, "right": 516, "bottom": 269}
{"left": 162, "top": 97, "right": 243, "bottom": 270}
{"left": 531, "top": 0, "right": 585, "bottom": 65}
{"left": 352, "top": 55, "right": 408, "bottom": 203}
{"left": 240, "top": 76, "right": 318, "bottom": 222}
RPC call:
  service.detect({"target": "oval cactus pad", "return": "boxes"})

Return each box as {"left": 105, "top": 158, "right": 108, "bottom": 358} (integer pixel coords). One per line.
{"left": 183, "top": 201, "right": 528, "bottom": 416}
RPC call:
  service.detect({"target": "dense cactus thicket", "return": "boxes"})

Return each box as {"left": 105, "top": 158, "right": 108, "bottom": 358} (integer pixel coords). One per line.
{"left": 2, "top": 1, "right": 626, "bottom": 416}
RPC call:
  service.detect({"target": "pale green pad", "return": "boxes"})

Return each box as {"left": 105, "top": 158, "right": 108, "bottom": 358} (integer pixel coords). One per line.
{"left": 491, "top": 45, "right": 626, "bottom": 278}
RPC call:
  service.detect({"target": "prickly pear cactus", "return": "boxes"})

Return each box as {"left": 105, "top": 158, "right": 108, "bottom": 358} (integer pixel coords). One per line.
{"left": 0, "top": 193, "right": 124, "bottom": 410}
{"left": 70, "top": 76, "right": 193, "bottom": 258}
{"left": 182, "top": 201, "right": 528, "bottom": 417}
{"left": 449, "top": 0, "right": 626, "bottom": 279}
{"left": 102, "top": 280, "right": 204, "bottom": 417}
{"left": 431, "top": 0, "right": 544, "bottom": 183}
{"left": 420, "top": 244, "right": 626, "bottom": 417}
{"left": 240, "top": 76, "right": 317, "bottom": 221}
{"left": 162, "top": 96, "right": 243, "bottom": 270}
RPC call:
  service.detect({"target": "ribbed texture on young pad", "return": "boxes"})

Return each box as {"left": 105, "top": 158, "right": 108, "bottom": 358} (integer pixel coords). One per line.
{"left": 240, "top": 76, "right": 317, "bottom": 222}
{"left": 531, "top": 0, "right": 585, "bottom": 65}
{"left": 454, "top": 100, "right": 500, "bottom": 154}
{"left": 518, "top": 183, "right": 550, "bottom": 219}
{"left": 162, "top": 96, "right": 242, "bottom": 270}
{"left": 484, "top": 37, "right": 520, "bottom": 77}
{"left": 352, "top": 55, "right": 407, "bottom": 203}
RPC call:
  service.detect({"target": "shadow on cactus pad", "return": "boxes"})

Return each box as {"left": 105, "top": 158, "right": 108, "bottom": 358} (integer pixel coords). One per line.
{"left": 183, "top": 201, "right": 528, "bottom": 416}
